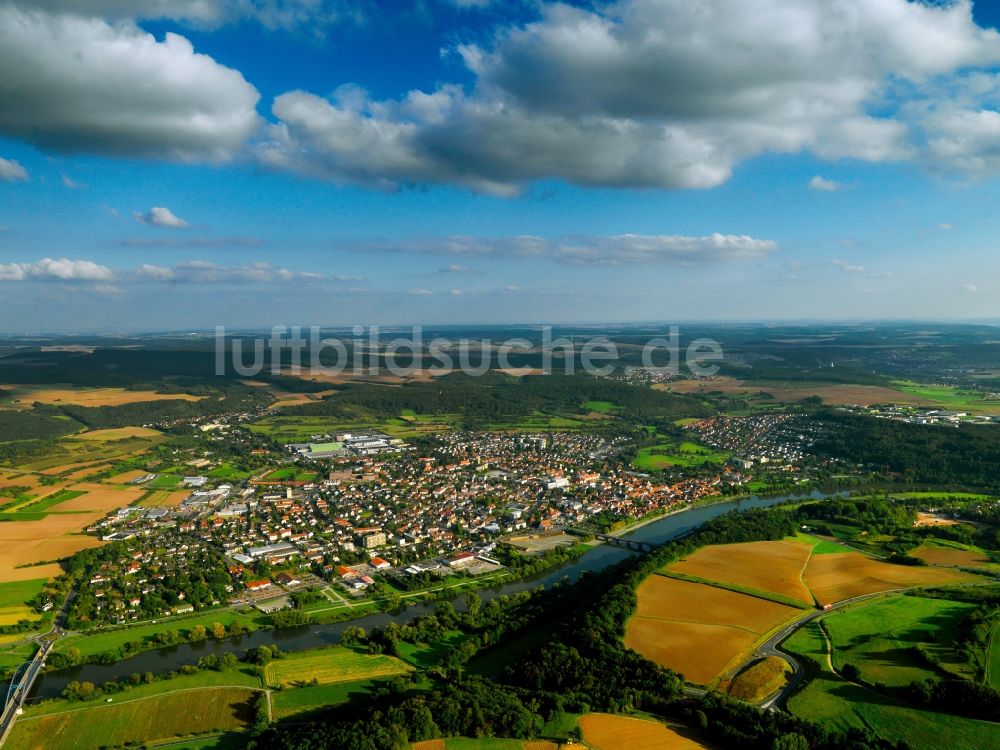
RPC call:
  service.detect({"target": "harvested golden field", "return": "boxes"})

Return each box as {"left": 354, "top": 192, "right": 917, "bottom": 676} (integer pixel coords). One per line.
{"left": 579, "top": 713, "right": 711, "bottom": 750}
{"left": 667, "top": 539, "right": 813, "bottom": 604}
{"left": 626, "top": 618, "right": 757, "bottom": 684}
{"left": 5, "top": 386, "right": 204, "bottom": 408}
{"left": 72, "top": 427, "right": 162, "bottom": 441}
{"left": 0, "top": 513, "right": 104, "bottom": 580}
{"left": 61, "top": 463, "right": 111, "bottom": 481}
{"left": 626, "top": 576, "right": 799, "bottom": 684}
{"left": 722, "top": 656, "right": 791, "bottom": 703}
{"left": 0, "top": 472, "right": 40, "bottom": 489}
{"left": 911, "top": 545, "right": 991, "bottom": 568}
{"left": 632, "top": 575, "right": 800, "bottom": 632}
{"left": 914, "top": 512, "right": 961, "bottom": 527}
{"left": 802, "top": 552, "right": 978, "bottom": 605}
{"left": 411, "top": 742, "right": 447, "bottom": 750}
{"left": 49, "top": 483, "right": 143, "bottom": 513}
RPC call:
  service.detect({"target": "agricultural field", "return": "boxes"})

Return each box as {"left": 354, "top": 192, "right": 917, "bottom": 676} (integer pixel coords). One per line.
{"left": 722, "top": 656, "right": 791, "bottom": 703}
{"left": 625, "top": 575, "right": 800, "bottom": 684}
{"left": 785, "top": 623, "right": 1000, "bottom": 750}
{"left": 412, "top": 741, "right": 559, "bottom": 750}
{"left": 989, "top": 621, "right": 1000, "bottom": 690}
{"left": 578, "top": 713, "right": 712, "bottom": 750}
{"left": 0, "top": 510, "right": 104, "bottom": 582}
{"left": 633, "top": 440, "right": 729, "bottom": 470}
{"left": 801, "top": 551, "right": 979, "bottom": 605}
{"left": 0, "top": 385, "right": 205, "bottom": 409}
{"left": 666, "top": 539, "right": 814, "bottom": 605}
{"left": 262, "top": 645, "right": 412, "bottom": 688}
{"left": 819, "top": 594, "right": 979, "bottom": 686}
{"left": 5, "top": 687, "right": 258, "bottom": 750}
{"left": 0, "top": 578, "right": 47, "bottom": 626}
{"left": 911, "top": 540, "right": 994, "bottom": 568}
{"left": 270, "top": 678, "right": 384, "bottom": 718}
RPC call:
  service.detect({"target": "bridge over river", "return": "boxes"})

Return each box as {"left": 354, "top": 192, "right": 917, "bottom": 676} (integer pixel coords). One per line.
{"left": 594, "top": 533, "right": 664, "bottom": 553}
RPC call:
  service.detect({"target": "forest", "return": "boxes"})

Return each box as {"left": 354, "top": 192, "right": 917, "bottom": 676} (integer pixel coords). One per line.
{"left": 815, "top": 411, "right": 1000, "bottom": 489}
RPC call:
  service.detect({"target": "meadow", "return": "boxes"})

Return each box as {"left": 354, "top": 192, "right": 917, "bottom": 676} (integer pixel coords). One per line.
{"left": 820, "top": 594, "right": 978, "bottom": 685}
{"left": 624, "top": 574, "right": 800, "bottom": 684}
{"left": 270, "top": 678, "right": 383, "bottom": 718}
{"left": 262, "top": 645, "right": 412, "bottom": 688}
{"left": 5, "top": 687, "right": 257, "bottom": 750}
{"left": 785, "top": 622, "right": 1000, "bottom": 750}
{"left": 0, "top": 578, "right": 47, "bottom": 626}
{"left": 54, "top": 609, "right": 266, "bottom": 660}
{"left": 633, "top": 440, "right": 729, "bottom": 471}
{"left": 578, "top": 713, "right": 712, "bottom": 750}
{"left": 988, "top": 621, "right": 1000, "bottom": 690}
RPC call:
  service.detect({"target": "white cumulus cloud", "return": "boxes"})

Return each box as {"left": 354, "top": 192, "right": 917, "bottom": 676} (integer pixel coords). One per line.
{"left": 0, "top": 257, "right": 115, "bottom": 281}
{"left": 0, "top": 156, "right": 28, "bottom": 182}
{"left": 134, "top": 207, "right": 190, "bottom": 228}
{"left": 809, "top": 176, "right": 843, "bottom": 192}
{"left": 260, "top": 0, "right": 1000, "bottom": 193}
{"left": 0, "top": 5, "right": 260, "bottom": 160}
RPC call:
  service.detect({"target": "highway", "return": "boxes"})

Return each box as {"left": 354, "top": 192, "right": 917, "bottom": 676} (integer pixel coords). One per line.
{"left": 0, "top": 640, "right": 52, "bottom": 748}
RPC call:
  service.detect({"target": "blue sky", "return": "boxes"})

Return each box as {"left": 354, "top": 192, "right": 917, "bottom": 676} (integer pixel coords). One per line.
{"left": 3, "top": 0, "right": 1000, "bottom": 330}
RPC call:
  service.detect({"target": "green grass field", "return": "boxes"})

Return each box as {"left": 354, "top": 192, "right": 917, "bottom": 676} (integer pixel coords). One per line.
{"left": 785, "top": 622, "right": 1000, "bottom": 750}
{"left": 6, "top": 686, "right": 258, "bottom": 750}
{"left": 396, "top": 630, "right": 469, "bottom": 669}
{"left": 0, "top": 578, "right": 47, "bottom": 627}
{"left": 271, "top": 678, "right": 383, "bottom": 718}
{"left": 891, "top": 381, "right": 1000, "bottom": 415}
{"left": 55, "top": 609, "right": 265, "bottom": 659}
{"left": 988, "top": 620, "right": 1000, "bottom": 690}
{"left": 440, "top": 740, "right": 535, "bottom": 750}
{"left": 263, "top": 645, "right": 412, "bottom": 688}
{"left": 262, "top": 467, "right": 321, "bottom": 482}
{"left": 633, "top": 439, "right": 729, "bottom": 470}
{"left": 821, "top": 594, "right": 977, "bottom": 685}
{"left": 793, "top": 533, "right": 857, "bottom": 555}
{"left": 0, "top": 578, "right": 47, "bottom": 608}
{"left": 583, "top": 400, "right": 616, "bottom": 413}
{"left": 149, "top": 473, "right": 184, "bottom": 488}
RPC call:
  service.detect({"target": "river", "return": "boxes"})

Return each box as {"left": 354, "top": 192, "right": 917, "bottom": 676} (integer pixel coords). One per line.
{"left": 23, "top": 489, "right": 837, "bottom": 701}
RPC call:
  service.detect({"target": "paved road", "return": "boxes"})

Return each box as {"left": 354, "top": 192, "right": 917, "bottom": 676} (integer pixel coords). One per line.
{"left": 751, "top": 587, "right": 920, "bottom": 710}
{"left": 0, "top": 641, "right": 52, "bottom": 747}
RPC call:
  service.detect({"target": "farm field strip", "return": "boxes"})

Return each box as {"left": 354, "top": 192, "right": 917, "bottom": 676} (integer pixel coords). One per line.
{"left": 625, "top": 575, "right": 800, "bottom": 685}
{"left": 262, "top": 647, "right": 412, "bottom": 688}
{"left": 5, "top": 686, "right": 258, "bottom": 750}
{"left": 801, "top": 551, "right": 979, "bottom": 605}
{"left": 665, "top": 539, "right": 815, "bottom": 605}
{"left": 578, "top": 713, "right": 712, "bottom": 750}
